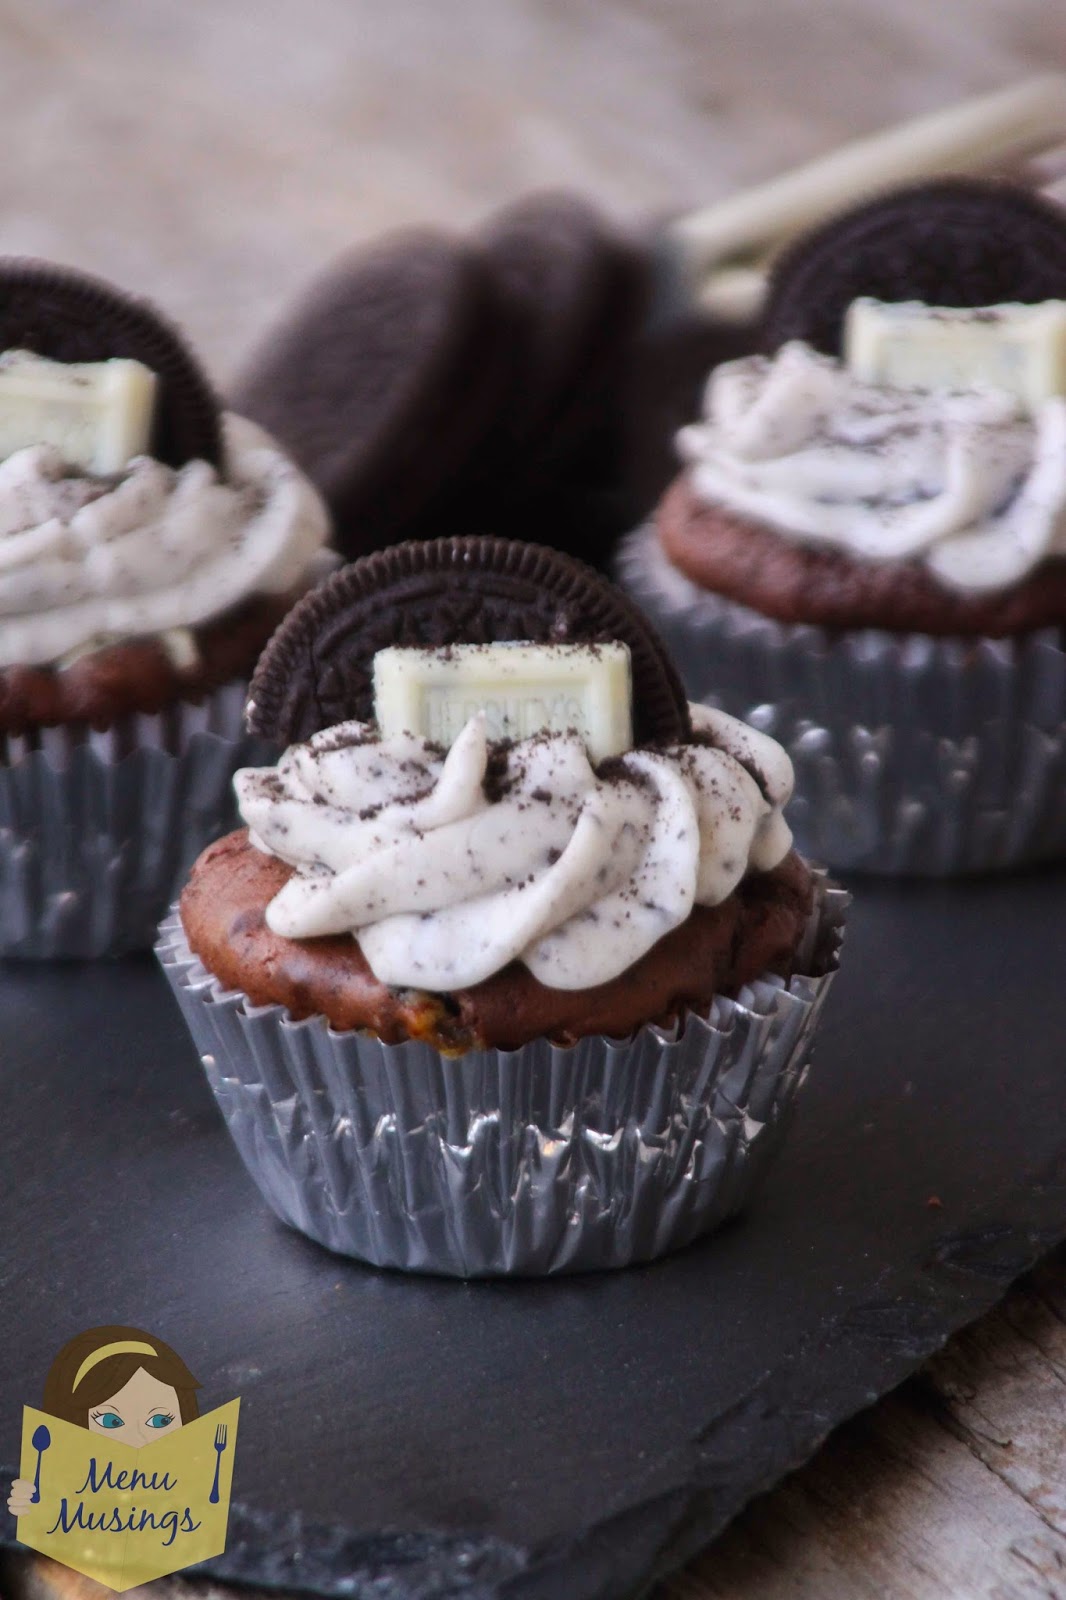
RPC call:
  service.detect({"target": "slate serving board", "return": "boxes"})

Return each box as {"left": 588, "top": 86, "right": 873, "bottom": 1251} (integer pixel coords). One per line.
{"left": 2, "top": 869, "right": 1066, "bottom": 1600}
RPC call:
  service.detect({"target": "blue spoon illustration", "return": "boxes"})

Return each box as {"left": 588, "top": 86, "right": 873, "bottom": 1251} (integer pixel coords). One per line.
{"left": 30, "top": 1424, "right": 51, "bottom": 1503}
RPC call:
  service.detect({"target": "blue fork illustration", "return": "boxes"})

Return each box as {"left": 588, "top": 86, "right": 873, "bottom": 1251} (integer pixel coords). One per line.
{"left": 209, "top": 1422, "right": 228, "bottom": 1505}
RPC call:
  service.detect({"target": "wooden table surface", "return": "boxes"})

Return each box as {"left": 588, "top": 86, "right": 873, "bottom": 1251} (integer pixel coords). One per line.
{"left": 1, "top": 3, "right": 1064, "bottom": 1597}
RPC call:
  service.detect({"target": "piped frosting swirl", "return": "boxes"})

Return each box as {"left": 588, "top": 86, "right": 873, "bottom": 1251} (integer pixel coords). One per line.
{"left": 0, "top": 413, "right": 329, "bottom": 668}
{"left": 234, "top": 703, "right": 794, "bottom": 993}
{"left": 678, "top": 340, "right": 1066, "bottom": 593}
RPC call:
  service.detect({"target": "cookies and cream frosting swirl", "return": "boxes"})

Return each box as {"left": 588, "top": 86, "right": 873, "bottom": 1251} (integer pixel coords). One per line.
{"left": 678, "top": 340, "right": 1066, "bottom": 593}
{"left": 0, "top": 413, "right": 329, "bottom": 669}
{"left": 234, "top": 704, "right": 794, "bottom": 993}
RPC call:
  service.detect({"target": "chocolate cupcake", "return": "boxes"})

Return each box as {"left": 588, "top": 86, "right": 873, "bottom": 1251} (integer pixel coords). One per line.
{"left": 0, "top": 261, "right": 330, "bottom": 957}
{"left": 157, "top": 536, "right": 846, "bottom": 1277}
{"left": 620, "top": 180, "right": 1066, "bottom": 875}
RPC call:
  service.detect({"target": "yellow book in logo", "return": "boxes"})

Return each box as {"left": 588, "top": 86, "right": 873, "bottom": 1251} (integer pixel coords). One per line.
{"left": 14, "top": 1399, "right": 240, "bottom": 1591}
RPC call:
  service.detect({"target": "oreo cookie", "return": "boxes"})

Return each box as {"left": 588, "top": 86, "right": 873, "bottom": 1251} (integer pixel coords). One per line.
{"left": 483, "top": 195, "right": 650, "bottom": 470}
{"left": 247, "top": 535, "right": 691, "bottom": 748}
{"left": 541, "top": 239, "right": 649, "bottom": 465}
{"left": 480, "top": 193, "right": 622, "bottom": 447}
{"left": 761, "top": 178, "right": 1066, "bottom": 355}
{"left": 231, "top": 231, "right": 511, "bottom": 558}
{"left": 228, "top": 196, "right": 658, "bottom": 573}
{"left": 0, "top": 259, "right": 223, "bottom": 469}
{"left": 425, "top": 196, "right": 651, "bottom": 569}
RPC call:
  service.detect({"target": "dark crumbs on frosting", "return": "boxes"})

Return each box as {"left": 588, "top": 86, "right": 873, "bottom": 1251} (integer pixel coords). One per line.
{"left": 246, "top": 534, "right": 692, "bottom": 748}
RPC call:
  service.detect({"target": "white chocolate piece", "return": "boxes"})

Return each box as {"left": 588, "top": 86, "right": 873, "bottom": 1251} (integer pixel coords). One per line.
{"left": 671, "top": 76, "right": 1066, "bottom": 318}
{"left": 0, "top": 349, "right": 157, "bottom": 474}
{"left": 844, "top": 298, "right": 1066, "bottom": 410}
{"left": 373, "top": 642, "right": 633, "bottom": 763}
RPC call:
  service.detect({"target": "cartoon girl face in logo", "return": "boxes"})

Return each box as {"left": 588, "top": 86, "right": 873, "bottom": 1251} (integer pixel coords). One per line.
{"left": 6, "top": 1325, "right": 201, "bottom": 1517}
{"left": 40, "top": 1325, "right": 200, "bottom": 1445}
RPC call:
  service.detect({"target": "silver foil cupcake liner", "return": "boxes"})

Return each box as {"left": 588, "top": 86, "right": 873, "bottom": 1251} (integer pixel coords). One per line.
{"left": 154, "top": 878, "right": 846, "bottom": 1278}
{"left": 619, "top": 525, "right": 1066, "bottom": 876}
{"left": 0, "top": 682, "right": 276, "bottom": 959}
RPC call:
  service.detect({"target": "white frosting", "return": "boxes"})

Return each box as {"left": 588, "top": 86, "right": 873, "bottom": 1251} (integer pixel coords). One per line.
{"left": 0, "top": 413, "right": 329, "bottom": 668}
{"left": 678, "top": 340, "right": 1066, "bottom": 593}
{"left": 234, "top": 705, "right": 795, "bottom": 993}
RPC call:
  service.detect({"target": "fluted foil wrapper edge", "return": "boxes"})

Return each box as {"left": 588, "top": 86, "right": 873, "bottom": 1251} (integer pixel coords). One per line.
{"left": 154, "top": 878, "right": 847, "bottom": 1279}
{"left": 0, "top": 681, "right": 275, "bottom": 958}
{"left": 619, "top": 525, "right": 1066, "bottom": 876}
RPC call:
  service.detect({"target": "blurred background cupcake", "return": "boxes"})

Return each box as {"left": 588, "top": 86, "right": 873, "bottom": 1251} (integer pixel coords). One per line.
{"left": 209, "top": 73, "right": 1066, "bottom": 882}
{"left": 621, "top": 178, "right": 1066, "bottom": 875}
{"left": 0, "top": 262, "right": 330, "bottom": 958}
{"left": 158, "top": 536, "right": 847, "bottom": 1277}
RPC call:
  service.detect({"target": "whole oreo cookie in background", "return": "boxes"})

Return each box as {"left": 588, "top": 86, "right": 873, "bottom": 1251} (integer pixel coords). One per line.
{"left": 479, "top": 192, "right": 620, "bottom": 449}
{"left": 247, "top": 534, "right": 691, "bottom": 748}
{"left": 476, "top": 194, "right": 652, "bottom": 570}
{"left": 0, "top": 259, "right": 224, "bottom": 469}
{"left": 479, "top": 192, "right": 651, "bottom": 472}
{"left": 534, "top": 230, "right": 650, "bottom": 483}
{"left": 230, "top": 197, "right": 671, "bottom": 574}
{"left": 231, "top": 230, "right": 512, "bottom": 559}
{"left": 761, "top": 177, "right": 1066, "bottom": 354}
{"left": 392, "top": 197, "right": 653, "bottom": 573}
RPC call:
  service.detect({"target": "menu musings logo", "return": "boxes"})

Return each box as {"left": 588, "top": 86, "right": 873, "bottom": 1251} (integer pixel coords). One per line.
{"left": 6, "top": 1325, "right": 240, "bottom": 1591}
